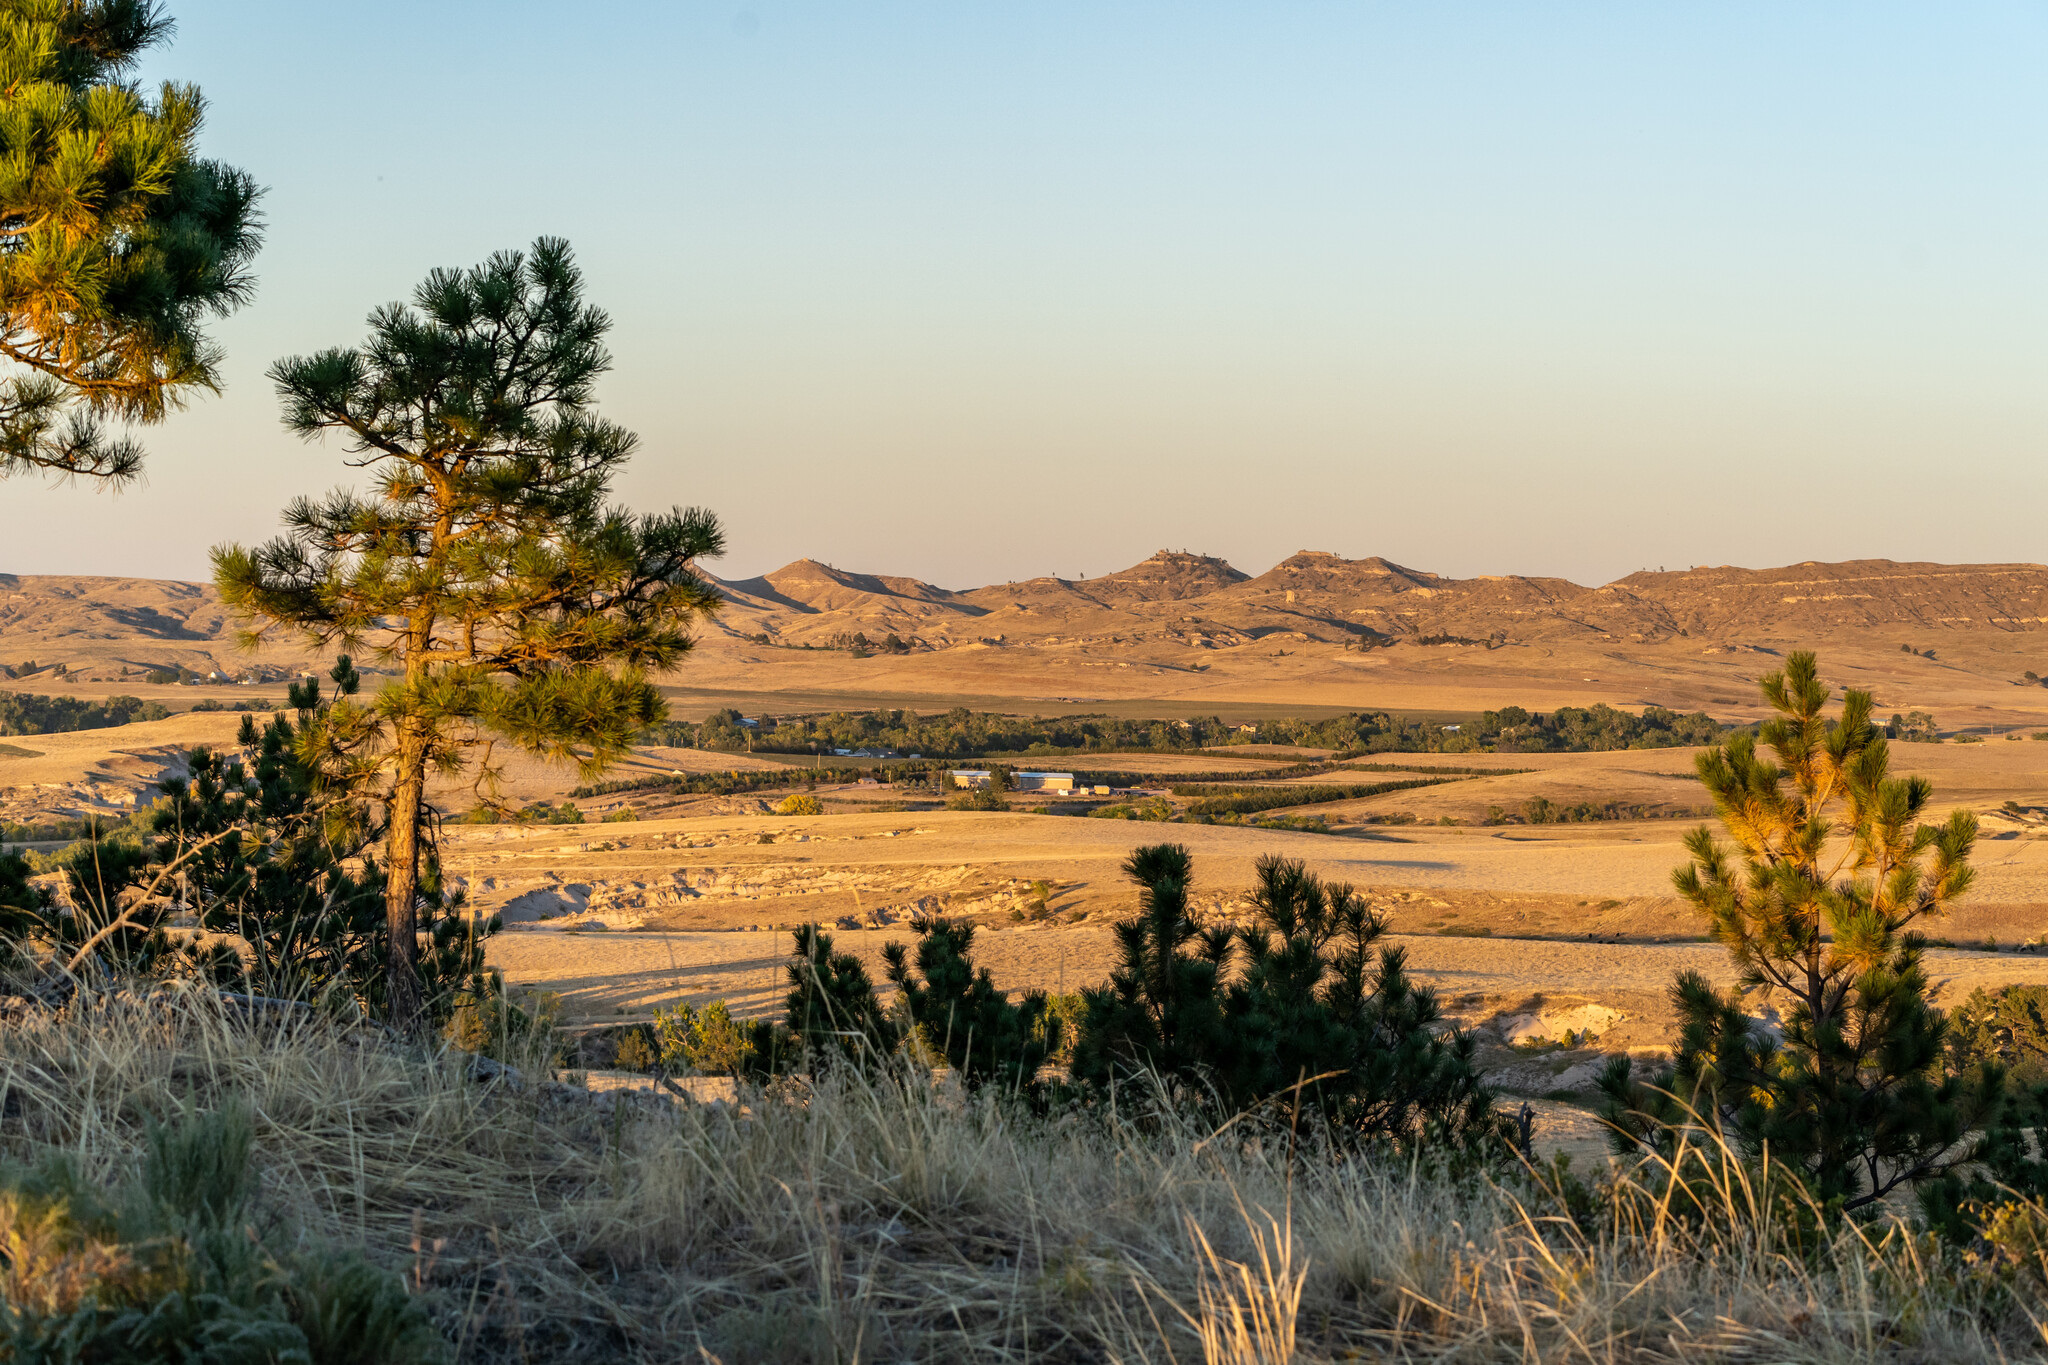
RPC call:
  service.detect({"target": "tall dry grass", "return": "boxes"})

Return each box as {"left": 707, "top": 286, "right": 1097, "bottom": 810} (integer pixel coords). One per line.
{"left": 0, "top": 985, "right": 2039, "bottom": 1363}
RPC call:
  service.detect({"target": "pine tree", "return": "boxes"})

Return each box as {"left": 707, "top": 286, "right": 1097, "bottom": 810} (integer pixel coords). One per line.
{"left": 1223, "top": 856, "right": 1499, "bottom": 1148}
{"left": 1067, "top": 843, "right": 1234, "bottom": 1092}
{"left": 212, "top": 239, "right": 723, "bottom": 1033}
{"left": 885, "top": 916, "right": 1057, "bottom": 1096}
{"left": 1599, "top": 651, "right": 2001, "bottom": 1212}
{"left": 0, "top": 0, "right": 261, "bottom": 483}
{"left": 782, "top": 922, "right": 895, "bottom": 1070}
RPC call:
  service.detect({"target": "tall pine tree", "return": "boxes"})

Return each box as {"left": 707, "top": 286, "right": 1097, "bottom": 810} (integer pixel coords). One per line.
{"left": 1599, "top": 651, "right": 2001, "bottom": 1212}
{"left": 0, "top": 0, "right": 261, "bottom": 483}
{"left": 213, "top": 238, "right": 723, "bottom": 1032}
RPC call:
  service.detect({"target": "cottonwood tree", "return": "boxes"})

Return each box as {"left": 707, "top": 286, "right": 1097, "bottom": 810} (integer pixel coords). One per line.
{"left": 0, "top": 0, "right": 261, "bottom": 484}
{"left": 214, "top": 238, "right": 723, "bottom": 1032}
{"left": 1600, "top": 652, "right": 2002, "bottom": 1212}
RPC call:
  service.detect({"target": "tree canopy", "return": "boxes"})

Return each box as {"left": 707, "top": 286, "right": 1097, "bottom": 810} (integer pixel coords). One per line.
{"left": 0, "top": 0, "right": 261, "bottom": 484}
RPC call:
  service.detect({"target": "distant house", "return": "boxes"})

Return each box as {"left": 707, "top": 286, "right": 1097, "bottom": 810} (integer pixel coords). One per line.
{"left": 949, "top": 769, "right": 992, "bottom": 789}
{"left": 1014, "top": 772, "right": 1075, "bottom": 793}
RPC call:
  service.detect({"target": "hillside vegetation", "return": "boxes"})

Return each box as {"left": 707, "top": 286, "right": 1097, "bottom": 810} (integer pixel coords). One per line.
{"left": 0, "top": 690, "right": 169, "bottom": 736}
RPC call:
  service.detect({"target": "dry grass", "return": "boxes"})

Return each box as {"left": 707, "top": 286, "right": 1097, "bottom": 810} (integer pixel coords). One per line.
{"left": 0, "top": 988, "right": 2040, "bottom": 1363}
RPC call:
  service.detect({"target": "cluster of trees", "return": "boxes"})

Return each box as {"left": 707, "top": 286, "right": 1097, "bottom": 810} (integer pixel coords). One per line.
{"left": 0, "top": 691, "right": 169, "bottom": 735}
{"left": 1473, "top": 704, "right": 1724, "bottom": 752}
{"left": 653, "top": 704, "right": 1730, "bottom": 760}
{"left": 660, "top": 708, "right": 1233, "bottom": 757}
{"left": 1890, "top": 709, "right": 1940, "bottom": 742}
{"left": 675, "top": 846, "right": 1506, "bottom": 1157}
{"left": 1495, "top": 797, "right": 1707, "bottom": 825}
{"left": 827, "top": 631, "right": 915, "bottom": 655}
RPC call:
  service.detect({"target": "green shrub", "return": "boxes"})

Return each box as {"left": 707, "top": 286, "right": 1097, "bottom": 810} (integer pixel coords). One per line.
{"left": 653, "top": 999, "right": 756, "bottom": 1076}
{"left": 1088, "top": 796, "right": 1172, "bottom": 821}
{"left": 1950, "top": 984, "right": 2048, "bottom": 1085}
{"left": 1178, "top": 776, "right": 1449, "bottom": 817}
{"left": 777, "top": 793, "right": 823, "bottom": 816}
{"left": 447, "top": 984, "right": 563, "bottom": 1073}
{"left": 946, "top": 787, "right": 1006, "bottom": 812}
{"left": 0, "top": 691, "right": 170, "bottom": 736}
{"left": 612, "top": 1027, "right": 657, "bottom": 1072}
{"left": 1070, "top": 846, "right": 1506, "bottom": 1153}
{"left": 746, "top": 847, "right": 1504, "bottom": 1155}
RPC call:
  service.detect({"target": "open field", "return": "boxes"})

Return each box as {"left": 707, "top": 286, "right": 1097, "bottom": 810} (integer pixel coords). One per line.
{"left": 445, "top": 804, "right": 2048, "bottom": 1113}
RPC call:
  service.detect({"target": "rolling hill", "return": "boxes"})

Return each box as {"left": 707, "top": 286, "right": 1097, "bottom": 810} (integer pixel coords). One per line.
{"left": 9, "top": 555, "right": 2048, "bottom": 725}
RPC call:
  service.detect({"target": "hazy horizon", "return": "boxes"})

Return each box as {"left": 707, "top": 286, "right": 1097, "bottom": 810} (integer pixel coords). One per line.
{"left": 7, "top": 3, "right": 2047, "bottom": 588}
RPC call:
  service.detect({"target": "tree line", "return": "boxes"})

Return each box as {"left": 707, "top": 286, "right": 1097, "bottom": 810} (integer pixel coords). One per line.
{"left": 0, "top": 691, "right": 170, "bottom": 736}
{"left": 658, "top": 702, "right": 1729, "bottom": 760}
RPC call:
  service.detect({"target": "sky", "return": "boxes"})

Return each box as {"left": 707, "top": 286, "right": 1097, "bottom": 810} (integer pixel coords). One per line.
{"left": 8, "top": 2, "right": 2048, "bottom": 589}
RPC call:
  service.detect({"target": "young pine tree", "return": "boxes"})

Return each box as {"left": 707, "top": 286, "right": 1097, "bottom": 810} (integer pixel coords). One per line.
{"left": 1599, "top": 651, "right": 2001, "bottom": 1212}
{"left": 780, "top": 923, "right": 896, "bottom": 1072}
{"left": 1067, "top": 843, "right": 1234, "bottom": 1092}
{"left": 0, "top": 0, "right": 261, "bottom": 483}
{"left": 213, "top": 239, "right": 724, "bottom": 1033}
{"left": 885, "top": 916, "right": 1058, "bottom": 1097}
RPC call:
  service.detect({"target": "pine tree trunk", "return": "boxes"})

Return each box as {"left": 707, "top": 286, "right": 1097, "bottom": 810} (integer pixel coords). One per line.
{"left": 384, "top": 724, "right": 430, "bottom": 1036}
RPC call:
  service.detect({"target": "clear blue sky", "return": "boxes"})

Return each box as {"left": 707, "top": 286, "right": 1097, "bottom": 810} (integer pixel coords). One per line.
{"left": 11, "top": 2, "right": 2048, "bottom": 588}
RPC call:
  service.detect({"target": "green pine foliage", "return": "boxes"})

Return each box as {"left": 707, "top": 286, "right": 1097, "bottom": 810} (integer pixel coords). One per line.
{"left": 0, "top": 849, "right": 43, "bottom": 957}
{"left": 884, "top": 917, "right": 1058, "bottom": 1097}
{"left": 0, "top": 0, "right": 262, "bottom": 484}
{"left": 1071, "top": 847, "right": 1502, "bottom": 1151}
{"left": 780, "top": 923, "right": 895, "bottom": 1072}
{"left": 1068, "top": 844, "right": 1235, "bottom": 1094}
{"left": 1224, "top": 856, "right": 1501, "bottom": 1147}
{"left": 212, "top": 238, "right": 723, "bottom": 1033}
{"left": 1, "top": 658, "right": 497, "bottom": 1028}
{"left": 1950, "top": 984, "right": 2048, "bottom": 1086}
{"left": 1598, "top": 651, "right": 2003, "bottom": 1215}
{"left": 743, "top": 844, "right": 1502, "bottom": 1155}
{"left": 652, "top": 999, "right": 755, "bottom": 1076}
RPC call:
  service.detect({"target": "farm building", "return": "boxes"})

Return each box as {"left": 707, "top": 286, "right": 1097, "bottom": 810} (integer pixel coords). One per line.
{"left": 947, "top": 770, "right": 1076, "bottom": 793}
